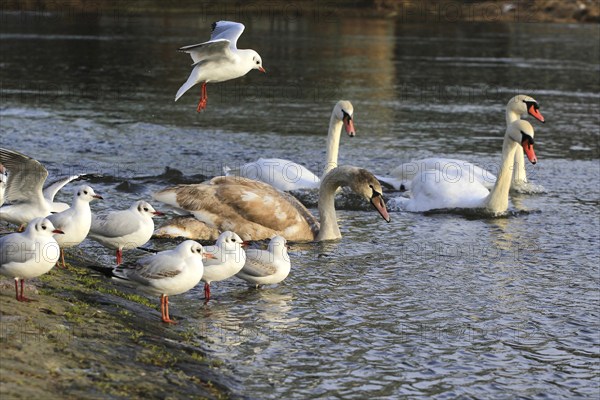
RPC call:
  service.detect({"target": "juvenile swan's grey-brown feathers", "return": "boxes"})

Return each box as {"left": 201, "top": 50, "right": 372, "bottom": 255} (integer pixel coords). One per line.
{"left": 153, "top": 166, "right": 389, "bottom": 242}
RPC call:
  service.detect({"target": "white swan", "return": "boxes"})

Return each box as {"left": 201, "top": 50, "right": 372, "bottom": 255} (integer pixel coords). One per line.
{"left": 389, "top": 119, "right": 538, "bottom": 214}
{"left": 224, "top": 100, "right": 355, "bottom": 191}
{"left": 377, "top": 95, "right": 545, "bottom": 192}
{"left": 153, "top": 165, "right": 390, "bottom": 241}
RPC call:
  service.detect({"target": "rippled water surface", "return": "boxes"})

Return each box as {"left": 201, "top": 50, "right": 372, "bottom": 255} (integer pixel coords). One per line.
{"left": 1, "top": 13, "right": 599, "bottom": 398}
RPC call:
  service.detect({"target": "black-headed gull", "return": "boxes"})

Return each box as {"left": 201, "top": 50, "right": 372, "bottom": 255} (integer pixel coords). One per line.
{"left": 0, "top": 217, "right": 64, "bottom": 301}
{"left": 202, "top": 231, "right": 247, "bottom": 301}
{"left": 47, "top": 185, "right": 102, "bottom": 267}
{"left": 0, "top": 148, "right": 89, "bottom": 227}
{"left": 109, "top": 240, "right": 213, "bottom": 324}
{"left": 88, "top": 200, "right": 163, "bottom": 265}
{"left": 175, "top": 20, "right": 266, "bottom": 112}
{"left": 236, "top": 236, "right": 291, "bottom": 288}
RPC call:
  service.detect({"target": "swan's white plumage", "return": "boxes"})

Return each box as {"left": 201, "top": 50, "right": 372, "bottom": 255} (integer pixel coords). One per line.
{"left": 224, "top": 101, "right": 356, "bottom": 191}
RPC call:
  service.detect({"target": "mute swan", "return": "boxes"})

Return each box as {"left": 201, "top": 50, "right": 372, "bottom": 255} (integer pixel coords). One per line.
{"left": 224, "top": 100, "right": 355, "bottom": 191}
{"left": 175, "top": 21, "right": 266, "bottom": 112}
{"left": 153, "top": 165, "right": 390, "bottom": 241}
{"left": 389, "top": 119, "right": 538, "bottom": 214}
{"left": 47, "top": 185, "right": 102, "bottom": 267}
{"left": 105, "top": 241, "right": 212, "bottom": 324}
{"left": 88, "top": 201, "right": 163, "bottom": 265}
{"left": 202, "top": 231, "right": 247, "bottom": 300}
{"left": 0, "top": 218, "right": 63, "bottom": 301}
{"left": 377, "top": 95, "right": 545, "bottom": 192}
{"left": 0, "top": 148, "right": 90, "bottom": 226}
{"left": 236, "top": 236, "right": 291, "bottom": 288}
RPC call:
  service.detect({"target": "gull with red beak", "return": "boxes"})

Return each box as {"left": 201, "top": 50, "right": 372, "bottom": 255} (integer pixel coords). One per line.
{"left": 224, "top": 100, "right": 356, "bottom": 191}
{"left": 175, "top": 21, "right": 266, "bottom": 112}
{"left": 88, "top": 200, "right": 163, "bottom": 265}
{"left": 109, "top": 241, "right": 213, "bottom": 324}
{"left": 47, "top": 185, "right": 102, "bottom": 268}
{"left": 0, "top": 218, "right": 64, "bottom": 301}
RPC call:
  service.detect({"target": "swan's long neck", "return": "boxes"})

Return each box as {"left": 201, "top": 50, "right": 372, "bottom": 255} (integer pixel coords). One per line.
{"left": 485, "top": 134, "right": 519, "bottom": 213}
{"left": 316, "top": 170, "right": 344, "bottom": 241}
{"left": 506, "top": 108, "right": 528, "bottom": 185}
{"left": 322, "top": 113, "right": 344, "bottom": 178}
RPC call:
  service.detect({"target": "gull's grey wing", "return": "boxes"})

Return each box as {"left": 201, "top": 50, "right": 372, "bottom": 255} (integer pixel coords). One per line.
{"left": 90, "top": 211, "right": 141, "bottom": 239}
{"left": 0, "top": 148, "right": 47, "bottom": 205}
{"left": 114, "top": 251, "right": 185, "bottom": 284}
{"left": 241, "top": 253, "right": 277, "bottom": 277}
{"left": 209, "top": 21, "right": 245, "bottom": 49}
{"left": 0, "top": 233, "right": 34, "bottom": 265}
{"left": 179, "top": 39, "right": 233, "bottom": 65}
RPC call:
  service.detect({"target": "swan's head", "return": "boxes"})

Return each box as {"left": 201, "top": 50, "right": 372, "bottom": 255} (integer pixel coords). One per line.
{"left": 508, "top": 120, "right": 537, "bottom": 165}
{"left": 507, "top": 95, "right": 544, "bottom": 123}
{"left": 348, "top": 168, "right": 391, "bottom": 223}
{"left": 334, "top": 100, "right": 355, "bottom": 137}
{"left": 249, "top": 50, "right": 266, "bottom": 73}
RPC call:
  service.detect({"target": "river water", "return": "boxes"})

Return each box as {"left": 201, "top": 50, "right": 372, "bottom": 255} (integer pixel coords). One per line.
{"left": 1, "top": 11, "right": 599, "bottom": 399}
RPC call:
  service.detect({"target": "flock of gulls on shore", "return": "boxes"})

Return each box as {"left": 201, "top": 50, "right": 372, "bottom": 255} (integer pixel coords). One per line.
{"left": 0, "top": 21, "right": 545, "bottom": 324}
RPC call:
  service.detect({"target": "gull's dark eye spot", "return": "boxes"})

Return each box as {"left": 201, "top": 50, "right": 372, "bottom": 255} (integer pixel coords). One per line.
{"left": 256, "top": 61, "right": 260, "bottom": 64}
{"left": 41, "top": 225, "right": 47, "bottom": 230}
{"left": 232, "top": 238, "right": 236, "bottom": 242}
{"left": 143, "top": 207, "right": 149, "bottom": 212}
{"left": 84, "top": 190, "right": 88, "bottom": 195}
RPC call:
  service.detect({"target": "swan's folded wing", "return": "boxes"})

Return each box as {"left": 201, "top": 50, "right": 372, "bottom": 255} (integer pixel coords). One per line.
{"left": 0, "top": 147, "right": 48, "bottom": 204}
{"left": 214, "top": 177, "right": 314, "bottom": 233}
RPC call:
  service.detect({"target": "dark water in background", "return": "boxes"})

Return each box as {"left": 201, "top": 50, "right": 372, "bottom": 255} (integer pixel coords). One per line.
{"left": 1, "top": 11, "right": 599, "bottom": 398}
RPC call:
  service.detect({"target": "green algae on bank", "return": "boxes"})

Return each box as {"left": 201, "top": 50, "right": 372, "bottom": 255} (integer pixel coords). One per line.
{"left": 0, "top": 251, "right": 231, "bottom": 399}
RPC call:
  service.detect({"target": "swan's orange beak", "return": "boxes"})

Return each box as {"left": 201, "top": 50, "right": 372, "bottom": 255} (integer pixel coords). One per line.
{"left": 528, "top": 104, "right": 545, "bottom": 123}
{"left": 343, "top": 115, "right": 355, "bottom": 137}
{"left": 371, "top": 195, "right": 390, "bottom": 223}
{"left": 522, "top": 139, "right": 537, "bottom": 164}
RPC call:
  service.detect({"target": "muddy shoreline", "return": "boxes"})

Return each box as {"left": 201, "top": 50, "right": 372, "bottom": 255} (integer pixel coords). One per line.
{"left": 0, "top": 248, "right": 233, "bottom": 399}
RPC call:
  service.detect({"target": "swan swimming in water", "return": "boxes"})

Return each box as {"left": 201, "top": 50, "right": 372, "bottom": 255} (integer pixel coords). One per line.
{"left": 377, "top": 95, "right": 545, "bottom": 193}
{"left": 224, "top": 100, "right": 355, "bottom": 191}
{"left": 153, "top": 165, "right": 390, "bottom": 241}
{"left": 388, "top": 119, "right": 539, "bottom": 214}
